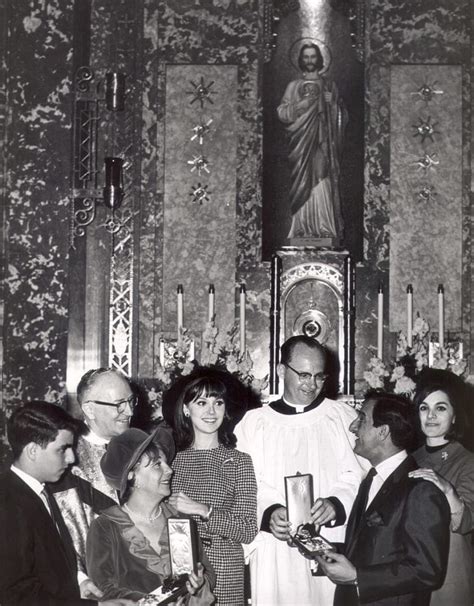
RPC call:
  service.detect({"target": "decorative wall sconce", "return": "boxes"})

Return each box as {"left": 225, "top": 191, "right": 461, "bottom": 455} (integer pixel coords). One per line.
{"left": 70, "top": 66, "right": 127, "bottom": 247}
{"left": 103, "top": 157, "right": 123, "bottom": 209}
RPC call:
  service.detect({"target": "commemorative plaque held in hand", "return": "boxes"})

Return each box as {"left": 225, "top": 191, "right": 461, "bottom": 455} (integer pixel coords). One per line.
{"left": 139, "top": 517, "right": 199, "bottom": 605}
{"left": 285, "top": 472, "right": 314, "bottom": 530}
{"left": 284, "top": 472, "right": 335, "bottom": 559}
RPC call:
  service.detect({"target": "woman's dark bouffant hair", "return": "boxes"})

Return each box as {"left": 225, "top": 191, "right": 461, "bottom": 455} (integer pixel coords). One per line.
{"left": 413, "top": 368, "right": 470, "bottom": 445}
{"left": 164, "top": 367, "right": 246, "bottom": 451}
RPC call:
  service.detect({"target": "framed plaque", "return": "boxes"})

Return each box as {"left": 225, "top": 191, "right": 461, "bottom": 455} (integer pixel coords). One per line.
{"left": 139, "top": 518, "right": 199, "bottom": 605}
{"left": 168, "top": 517, "right": 199, "bottom": 576}
{"left": 285, "top": 472, "right": 314, "bottom": 532}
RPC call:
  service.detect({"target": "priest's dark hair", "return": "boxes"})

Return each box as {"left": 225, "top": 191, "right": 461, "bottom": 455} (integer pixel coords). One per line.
{"left": 168, "top": 366, "right": 246, "bottom": 450}
{"left": 280, "top": 335, "right": 327, "bottom": 367}
{"left": 7, "top": 401, "right": 81, "bottom": 460}
{"left": 413, "top": 368, "right": 470, "bottom": 445}
{"left": 365, "top": 390, "right": 417, "bottom": 451}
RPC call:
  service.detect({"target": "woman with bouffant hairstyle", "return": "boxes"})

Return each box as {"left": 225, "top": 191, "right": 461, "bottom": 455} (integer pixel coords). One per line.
{"left": 165, "top": 366, "right": 258, "bottom": 606}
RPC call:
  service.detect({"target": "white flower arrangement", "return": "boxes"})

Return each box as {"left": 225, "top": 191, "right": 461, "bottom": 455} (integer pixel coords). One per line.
{"left": 364, "top": 314, "right": 467, "bottom": 397}
{"left": 144, "top": 322, "right": 268, "bottom": 420}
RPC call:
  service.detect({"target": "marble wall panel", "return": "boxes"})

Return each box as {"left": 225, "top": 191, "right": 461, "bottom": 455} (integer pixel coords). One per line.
{"left": 162, "top": 64, "right": 238, "bottom": 336}
{"left": 389, "top": 65, "right": 462, "bottom": 333}
{"left": 137, "top": 1, "right": 162, "bottom": 378}
{"left": 3, "top": 1, "right": 73, "bottom": 408}
{"left": 356, "top": 0, "right": 471, "bottom": 388}
{"left": 158, "top": 0, "right": 260, "bottom": 65}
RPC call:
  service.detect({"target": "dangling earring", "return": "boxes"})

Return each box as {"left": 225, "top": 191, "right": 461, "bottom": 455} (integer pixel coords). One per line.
{"left": 184, "top": 408, "right": 190, "bottom": 418}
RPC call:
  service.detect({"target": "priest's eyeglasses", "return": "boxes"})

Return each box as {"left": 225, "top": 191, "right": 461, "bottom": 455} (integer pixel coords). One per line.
{"left": 84, "top": 394, "right": 137, "bottom": 413}
{"left": 285, "top": 363, "right": 327, "bottom": 385}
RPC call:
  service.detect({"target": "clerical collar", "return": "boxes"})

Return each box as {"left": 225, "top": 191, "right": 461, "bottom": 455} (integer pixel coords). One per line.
{"left": 283, "top": 397, "right": 306, "bottom": 414}
{"left": 270, "top": 392, "right": 325, "bottom": 415}
{"left": 83, "top": 428, "right": 109, "bottom": 446}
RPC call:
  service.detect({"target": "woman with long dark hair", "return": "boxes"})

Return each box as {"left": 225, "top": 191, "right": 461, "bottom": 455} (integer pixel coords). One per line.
{"left": 409, "top": 369, "right": 474, "bottom": 606}
{"left": 166, "top": 367, "right": 258, "bottom": 606}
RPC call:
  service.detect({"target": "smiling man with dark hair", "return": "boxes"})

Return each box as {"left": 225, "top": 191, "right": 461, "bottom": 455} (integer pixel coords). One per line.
{"left": 316, "top": 391, "right": 450, "bottom": 606}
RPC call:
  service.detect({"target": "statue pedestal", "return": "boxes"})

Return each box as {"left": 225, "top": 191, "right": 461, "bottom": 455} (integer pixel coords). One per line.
{"left": 287, "top": 237, "right": 340, "bottom": 248}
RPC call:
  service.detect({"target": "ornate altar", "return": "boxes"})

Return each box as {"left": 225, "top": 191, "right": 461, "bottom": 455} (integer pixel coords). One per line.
{"left": 270, "top": 248, "right": 354, "bottom": 395}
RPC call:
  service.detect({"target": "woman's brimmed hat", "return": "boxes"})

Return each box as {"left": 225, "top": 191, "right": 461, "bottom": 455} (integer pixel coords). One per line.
{"left": 100, "top": 427, "right": 175, "bottom": 498}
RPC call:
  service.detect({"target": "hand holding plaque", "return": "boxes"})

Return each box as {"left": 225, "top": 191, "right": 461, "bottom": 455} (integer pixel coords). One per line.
{"left": 139, "top": 517, "right": 199, "bottom": 605}
{"left": 285, "top": 473, "right": 335, "bottom": 560}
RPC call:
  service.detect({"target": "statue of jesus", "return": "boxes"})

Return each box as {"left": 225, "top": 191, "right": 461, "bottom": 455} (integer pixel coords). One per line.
{"left": 277, "top": 42, "right": 347, "bottom": 243}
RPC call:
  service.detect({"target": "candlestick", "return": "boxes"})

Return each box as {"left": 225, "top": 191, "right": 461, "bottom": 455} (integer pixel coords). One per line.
{"left": 406, "top": 284, "right": 413, "bottom": 348}
{"left": 428, "top": 340, "right": 434, "bottom": 367}
{"left": 177, "top": 284, "right": 184, "bottom": 336}
{"left": 239, "top": 284, "right": 246, "bottom": 354}
{"left": 377, "top": 283, "right": 383, "bottom": 359}
{"left": 159, "top": 339, "right": 165, "bottom": 367}
{"left": 105, "top": 72, "right": 126, "bottom": 112}
{"left": 438, "top": 284, "right": 444, "bottom": 350}
{"left": 208, "top": 284, "right": 215, "bottom": 322}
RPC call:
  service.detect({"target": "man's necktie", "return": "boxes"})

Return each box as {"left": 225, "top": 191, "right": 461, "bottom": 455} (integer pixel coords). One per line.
{"left": 42, "top": 487, "right": 77, "bottom": 571}
{"left": 345, "top": 467, "right": 377, "bottom": 548}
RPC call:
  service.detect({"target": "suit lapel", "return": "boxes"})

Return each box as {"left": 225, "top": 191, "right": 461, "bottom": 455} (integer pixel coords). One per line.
{"left": 8, "top": 471, "right": 77, "bottom": 576}
{"left": 346, "top": 456, "right": 417, "bottom": 558}
{"left": 365, "top": 456, "right": 416, "bottom": 517}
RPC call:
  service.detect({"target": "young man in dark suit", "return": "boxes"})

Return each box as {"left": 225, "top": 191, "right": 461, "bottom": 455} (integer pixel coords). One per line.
{"left": 0, "top": 401, "right": 133, "bottom": 606}
{"left": 316, "top": 391, "right": 450, "bottom": 606}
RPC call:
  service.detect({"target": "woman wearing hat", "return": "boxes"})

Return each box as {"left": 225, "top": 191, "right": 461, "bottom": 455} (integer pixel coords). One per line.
{"left": 409, "top": 369, "right": 474, "bottom": 606}
{"left": 86, "top": 427, "right": 215, "bottom": 603}
{"left": 166, "top": 367, "right": 258, "bottom": 606}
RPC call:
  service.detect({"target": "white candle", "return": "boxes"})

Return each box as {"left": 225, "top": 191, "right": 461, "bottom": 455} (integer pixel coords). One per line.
{"left": 428, "top": 341, "right": 434, "bottom": 367}
{"left": 189, "top": 339, "right": 195, "bottom": 361}
{"left": 458, "top": 341, "right": 463, "bottom": 360}
{"left": 159, "top": 339, "right": 165, "bottom": 367}
{"left": 177, "top": 284, "right": 184, "bottom": 335}
{"left": 438, "top": 284, "right": 444, "bottom": 350}
{"left": 239, "top": 284, "right": 246, "bottom": 354}
{"left": 208, "top": 284, "right": 215, "bottom": 322}
{"left": 407, "top": 284, "right": 413, "bottom": 348}
{"left": 377, "top": 283, "right": 383, "bottom": 359}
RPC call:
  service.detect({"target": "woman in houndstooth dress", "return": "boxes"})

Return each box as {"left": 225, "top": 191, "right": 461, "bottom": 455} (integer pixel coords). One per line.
{"left": 167, "top": 367, "right": 258, "bottom": 606}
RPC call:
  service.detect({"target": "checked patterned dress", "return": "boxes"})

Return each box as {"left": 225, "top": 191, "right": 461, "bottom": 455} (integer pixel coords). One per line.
{"left": 172, "top": 444, "right": 258, "bottom": 606}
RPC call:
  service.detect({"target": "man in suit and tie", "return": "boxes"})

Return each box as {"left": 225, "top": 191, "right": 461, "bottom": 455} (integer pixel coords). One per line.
{"left": 0, "top": 401, "right": 133, "bottom": 606}
{"left": 316, "top": 391, "right": 450, "bottom": 606}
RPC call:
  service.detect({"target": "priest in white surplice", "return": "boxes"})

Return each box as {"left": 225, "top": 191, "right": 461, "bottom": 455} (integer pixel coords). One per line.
{"left": 235, "top": 336, "right": 365, "bottom": 605}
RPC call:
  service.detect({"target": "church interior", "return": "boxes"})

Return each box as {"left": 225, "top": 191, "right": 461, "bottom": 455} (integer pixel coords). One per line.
{"left": 0, "top": 0, "right": 471, "bottom": 461}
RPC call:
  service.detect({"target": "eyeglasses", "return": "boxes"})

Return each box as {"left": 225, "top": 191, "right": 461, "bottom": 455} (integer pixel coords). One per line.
{"left": 285, "top": 363, "right": 327, "bottom": 385}
{"left": 84, "top": 394, "right": 137, "bottom": 414}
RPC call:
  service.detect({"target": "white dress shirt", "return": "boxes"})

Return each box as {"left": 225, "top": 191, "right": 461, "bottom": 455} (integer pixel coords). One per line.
{"left": 367, "top": 449, "right": 408, "bottom": 508}
{"left": 11, "top": 464, "right": 51, "bottom": 515}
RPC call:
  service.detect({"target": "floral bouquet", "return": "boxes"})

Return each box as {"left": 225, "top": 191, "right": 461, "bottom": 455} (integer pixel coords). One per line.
{"left": 140, "top": 321, "right": 268, "bottom": 422}
{"left": 364, "top": 314, "right": 467, "bottom": 397}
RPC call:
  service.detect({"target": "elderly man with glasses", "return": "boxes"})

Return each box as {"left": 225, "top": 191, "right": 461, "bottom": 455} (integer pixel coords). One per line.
{"left": 52, "top": 368, "right": 137, "bottom": 602}
{"left": 235, "top": 335, "right": 365, "bottom": 606}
